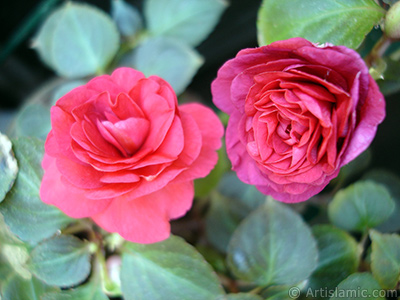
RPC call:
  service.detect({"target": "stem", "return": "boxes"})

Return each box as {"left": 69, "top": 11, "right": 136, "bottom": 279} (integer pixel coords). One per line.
{"left": 106, "top": 30, "right": 149, "bottom": 73}
{"left": 358, "top": 230, "right": 371, "bottom": 272}
{"left": 359, "top": 230, "right": 370, "bottom": 250}
{"left": 365, "top": 35, "right": 392, "bottom": 68}
{"left": 96, "top": 247, "right": 121, "bottom": 296}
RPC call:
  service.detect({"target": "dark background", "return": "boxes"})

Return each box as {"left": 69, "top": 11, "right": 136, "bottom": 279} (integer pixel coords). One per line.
{"left": 0, "top": 0, "right": 260, "bottom": 107}
{"left": 0, "top": 0, "right": 399, "bottom": 175}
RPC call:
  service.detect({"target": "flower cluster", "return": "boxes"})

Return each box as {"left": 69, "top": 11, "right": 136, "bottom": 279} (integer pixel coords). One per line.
{"left": 41, "top": 38, "right": 386, "bottom": 243}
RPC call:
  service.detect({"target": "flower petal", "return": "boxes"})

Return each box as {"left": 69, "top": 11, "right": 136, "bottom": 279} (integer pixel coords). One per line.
{"left": 110, "top": 67, "right": 145, "bottom": 92}
{"left": 40, "top": 155, "right": 111, "bottom": 218}
{"left": 341, "top": 77, "right": 385, "bottom": 165}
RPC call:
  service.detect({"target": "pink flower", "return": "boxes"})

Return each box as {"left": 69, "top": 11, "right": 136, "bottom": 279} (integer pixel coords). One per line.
{"left": 40, "top": 67, "right": 223, "bottom": 243}
{"left": 212, "top": 38, "right": 385, "bottom": 203}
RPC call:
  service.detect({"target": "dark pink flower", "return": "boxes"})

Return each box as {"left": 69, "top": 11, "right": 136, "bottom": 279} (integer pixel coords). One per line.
{"left": 40, "top": 67, "right": 223, "bottom": 243}
{"left": 212, "top": 38, "right": 385, "bottom": 202}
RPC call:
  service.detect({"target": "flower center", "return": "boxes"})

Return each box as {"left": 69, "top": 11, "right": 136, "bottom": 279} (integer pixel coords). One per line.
{"left": 98, "top": 117, "right": 150, "bottom": 157}
{"left": 285, "top": 124, "right": 292, "bottom": 134}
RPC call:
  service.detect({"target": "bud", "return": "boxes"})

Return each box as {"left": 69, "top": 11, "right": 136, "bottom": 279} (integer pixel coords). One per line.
{"left": 384, "top": 1, "right": 400, "bottom": 39}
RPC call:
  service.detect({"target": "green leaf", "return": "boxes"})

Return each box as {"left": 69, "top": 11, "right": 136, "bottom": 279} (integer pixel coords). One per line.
{"left": 196, "top": 245, "right": 227, "bottom": 274}
{"left": 14, "top": 104, "right": 51, "bottom": 140}
{"left": 0, "top": 137, "right": 72, "bottom": 244}
{"left": 111, "top": 0, "right": 142, "bottom": 38}
{"left": 41, "top": 281, "right": 109, "bottom": 300}
{"left": 328, "top": 181, "right": 395, "bottom": 232}
{"left": 29, "top": 235, "right": 92, "bottom": 287}
{"left": 0, "top": 213, "right": 23, "bottom": 245}
{"left": 384, "top": 0, "right": 400, "bottom": 5}
{"left": 35, "top": 2, "right": 119, "bottom": 78}
{"left": 227, "top": 199, "right": 318, "bottom": 286}
{"left": 257, "top": 0, "right": 385, "bottom": 49}
{"left": 0, "top": 132, "right": 18, "bottom": 202}
{"left": 120, "top": 235, "right": 225, "bottom": 300}
{"left": 205, "top": 173, "right": 266, "bottom": 253}
{"left": 377, "top": 58, "right": 400, "bottom": 96}
{"left": 144, "top": 0, "right": 228, "bottom": 47}
{"left": 357, "top": 27, "right": 382, "bottom": 58}
{"left": 206, "top": 193, "right": 242, "bottom": 253}
{"left": 195, "top": 144, "right": 230, "bottom": 197}
{"left": 262, "top": 285, "right": 301, "bottom": 300}
{"left": 0, "top": 253, "right": 14, "bottom": 285}
{"left": 217, "top": 294, "right": 264, "bottom": 300}
{"left": 51, "top": 80, "right": 86, "bottom": 106}
{"left": 363, "top": 169, "right": 400, "bottom": 232}
{"left": 0, "top": 187, "right": 32, "bottom": 284}
{"left": 329, "top": 273, "right": 385, "bottom": 300}
{"left": 217, "top": 173, "right": 267, "bottom": 217}
{"left": 1, "top": 274, "right": 59, "bottom": 300}
{"left": 370, "top": 230, "right": 400, "bottom": 289}
{"left": 0, "top": 235, "right": 31, "bottom": 280}
{"left": 332, "top": 149, "right": 371, "bottom": 187}
{"left": 308, "top": 225, "right": 360, "bottom": 291}
{"left": 122, "top": 37, "right": 203, "bottom": 95}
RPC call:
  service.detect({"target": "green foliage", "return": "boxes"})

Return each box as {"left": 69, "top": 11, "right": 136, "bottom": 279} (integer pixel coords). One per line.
{"left": 122, "top": 37, "right": 203, "bottom": 95}
{"left": 0, "top": 132, "right": 18, "bottom": 202}
{"left": 363, "top": 169, "right": 400, "bottom": 232}
{"left": 4, "top": 0, "right": 400, "bottom": 299}
{"left": 217, "top": 294, "right": 264, "bottom": 300}
{"left": 195, "top": 245, "right": 227, "bottom": 274}
{"left": 384, "top": 0, "right": 400, "bottom": 5}
{"left": 370, "top": 230, "right": 400, "bottom": 289}
{"left": 0, "top": 214, "right": 31, "bottom": 281}
{"left": 377, "top": 58, "right": 400, "bottom": 96}
{"left": 0, "top": 138, "right": 72, "bottom": 244}
{"left": 257, "top": 0, "right": 385, "bottom": 49}
{"left": 262, "top": 285, "right": 297, "bottom": 300}
{"left": 328, "top": 181, "right": 395, "bottom": 232}
{"left": 333, "top": 150, "right": 371, "bottom": 187}
{"left": 14, "top": 104, "right": 51, "bottom": 140}
{"left": 195, "top": 144, "right": 230, "bottom": 197}
{"left": 120, "top": 235, "right": 225, "bottom": 300}
{"left": 205, "top": 172, "right": 266, "bottom": 253}
{"left": 29, "top": 235, "right": 92, "bottom": 287}
{"left": 227, "top": 199, "right": 318, "bottom": 286}
{"left": 206, "top": 192, "right": 241, "bottom": 253}
{"left": 329, "top": 273, "right": 384, "bottom": 300}
{"left": 144, "top": 0, "right": 228, "bottom": 47}
{"left": 51, "top": 80, "right": 86, "bottom": 106}
{"left": 0, "top": 242, "right": 30, "bottom": 281}
{"left": 308, "top": 225, "right": 360, "bottom": 291}
{"left": 41, "top": 279, "right": 109, "bottom": 300}
{"left": 1, "top": 274, "right": 59, "bottom": 300}
{"left": 111, "top": 0, "right": 142, "bottom": 38}
{"left": 35, "top": 2, "right": 119, "bottom": 78}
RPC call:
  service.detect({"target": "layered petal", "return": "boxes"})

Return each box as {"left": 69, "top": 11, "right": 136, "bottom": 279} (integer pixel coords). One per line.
{"left": 40, "top": 67, "right": 223, "bottom": 243}
{"left": 92, "top": 181, "right": 194, "bottom": 244}
{"left": 212, "top": 37, "right": 385, "bottom": 203}
{"left": 174, "top": 104, "right": 224, "bottom": 182}
{"left": 40, "top": 155, "right": 111, "bottom": 218}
